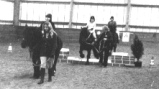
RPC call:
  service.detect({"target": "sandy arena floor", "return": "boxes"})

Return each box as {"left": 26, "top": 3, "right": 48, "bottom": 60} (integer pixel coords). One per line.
{"left": 0, "top": 41, "right": 159, "bottom": 89}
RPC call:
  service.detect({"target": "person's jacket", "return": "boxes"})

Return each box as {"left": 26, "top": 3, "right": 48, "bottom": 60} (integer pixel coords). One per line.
{"left": 108, "top": 21, "right": 117, "bottom": 33}
{"left": 39, "top": 22, "right": 57, "bottom": 57}
{"left": 96, "top": 31, "right": 113, "bottom": 50}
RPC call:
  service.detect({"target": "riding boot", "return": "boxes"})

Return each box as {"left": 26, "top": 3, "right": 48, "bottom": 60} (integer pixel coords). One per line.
{"left": 99, "top": 51, "right": 103, "bottom": 64}
{"left": 103, "top": 54, "right": 108, "bottom": 67}
{"left": 38, "top": 68, "right": 45, "bottom": 84}
{"left": 48, "top": 68, "right": 52, "bottom": 82}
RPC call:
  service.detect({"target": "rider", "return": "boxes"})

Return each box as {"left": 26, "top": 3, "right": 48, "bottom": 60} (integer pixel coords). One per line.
{"left": 37, "top": 14, "right": 57, "bottom": 84}
{"left": 108, "top": 16, "right": 118, "bottom": 52}
{"left": 96, "top": 25, "right": 113, "bottom": 67}
{"left": 108, "top": 16, "right": 117, "bottom": 34}
{"left": 44, "top": 14, "right": 57, "bottom": 35}
{"left": 83, "top": 16, "right": 97, "bottom": 41}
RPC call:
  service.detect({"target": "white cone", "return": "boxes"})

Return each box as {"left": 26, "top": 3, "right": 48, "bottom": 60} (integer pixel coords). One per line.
{"left": 150, "top": 57, "right": 154, "bottom": 66}
{"left": 8, "top": 43, "right": 12, "bottom": 52}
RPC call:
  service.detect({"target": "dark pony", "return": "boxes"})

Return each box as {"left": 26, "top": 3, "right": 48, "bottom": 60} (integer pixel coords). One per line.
{"left": 79, "top": 27, "right": 99, "bottom": 65}
{"left": 21, "top": 25, "right": 63, "bottom": 78}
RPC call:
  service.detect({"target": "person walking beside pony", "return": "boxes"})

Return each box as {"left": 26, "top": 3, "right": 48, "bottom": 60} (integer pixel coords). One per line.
{"left": 37, "top": 16, "right": 58, "bottom": 84}
{"left": 96, "top": 25, "right": 113, "bottom": 67}
{"left": 43, "top": 14, "right": 59, "bottom": 75}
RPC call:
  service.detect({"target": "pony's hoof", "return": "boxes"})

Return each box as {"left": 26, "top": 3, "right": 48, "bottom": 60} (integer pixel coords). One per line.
{"left": 85, "top": 62, "right": 90, "bottom": 65}
{"left": 33, "top": 76, "right": 40, "bottom": 79}
{"left": 38, "top": 80, "right": 44, "bottom": 84}
{"left": 102, "top": 63, "right": 107, "bottom": 67}
{"left": 80, "top": 54, "right": 85, "bottom": 58}
{"left": 52, "top": 70, "right": 56, "bottom": 76}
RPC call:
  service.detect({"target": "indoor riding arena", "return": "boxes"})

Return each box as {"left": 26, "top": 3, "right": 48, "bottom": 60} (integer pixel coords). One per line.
{"left": 0, "top": 0, "right": 159, "bottom": 89}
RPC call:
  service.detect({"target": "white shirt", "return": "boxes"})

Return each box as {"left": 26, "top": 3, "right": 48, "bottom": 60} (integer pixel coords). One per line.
{"left": 86, "top": 21, "right": 96, "bottom": 33}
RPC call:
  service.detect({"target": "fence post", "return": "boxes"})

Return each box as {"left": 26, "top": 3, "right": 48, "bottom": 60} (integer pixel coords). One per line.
{"left": 13, "top": 0, "right": 20, "bottom": 26}
{"left": 125, "top": 0, "right": 131, "bottom": 31}
{"left": 69, "top": 0, "right": 74, "bottom": 28}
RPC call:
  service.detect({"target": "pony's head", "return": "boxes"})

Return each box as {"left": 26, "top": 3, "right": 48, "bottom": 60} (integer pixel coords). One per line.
{"left": 21, "top": 26, "right": 41, "bottom": 49}
{"left": 79, "top": 27, "right": 95, "bottom": 46}
{"left": 79, "top": 27, "right": 90, "bottom": 44}
{"left": 81, "top": 27, "right": 89, "bottom": 35}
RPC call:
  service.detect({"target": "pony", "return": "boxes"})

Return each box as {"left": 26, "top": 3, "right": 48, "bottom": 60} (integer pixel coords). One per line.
{"left": 79, "top": 27, "right": 99, "bottom": 65}
{"left": 21, "top": 26, "right": 41, "bottom": 79}
{"left": 21, "top": 25, "right": 63, "bottom": 78}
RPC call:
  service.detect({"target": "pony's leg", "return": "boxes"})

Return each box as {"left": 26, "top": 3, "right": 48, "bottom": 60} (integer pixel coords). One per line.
{"left": 36, "top": 60, "right": 40, "bottom": 78}
{"left": 51, "top": 50, "right": 60, "bottom": 76}
{"left": 52, "top": 38, "right": 63, "bottom": 76}
{"left": 32, "top": 53, "right": 39, "bottom": 79}
{"left": 33, "top": 61, "right": 40, "bottom": 79}
{"left": 51, "top": 38, "right": 63, "bottom": 76}
{"left": 79, "top": 45, "right": 84, "bottom": 58}
{"left": 32, "top": 50, "right": 40, "bottom": 79}
{"left": 32, "top": 58, "right": 36, "bottom": 78}
{"left": 114, "top": 44, "right": 117, "bottom": 52}
{"left": 86, "top": 49, "right": 91, "bottom": 65}
{"left": 111, "top": 45, "right": 114, "bottom": 52}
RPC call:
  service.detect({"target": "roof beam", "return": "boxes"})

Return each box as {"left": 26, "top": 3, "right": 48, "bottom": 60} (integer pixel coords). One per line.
{"left": 20, "top": 0, "right": 70, "bottom": 4}
{"left": 74, "top": 2, "right": 127, "bottom": 6}
{"left": 1, "top": 0, "right": 14, "bottom": 2}
{"left": 131, "top": 4, "right": 159, "bottom": 8}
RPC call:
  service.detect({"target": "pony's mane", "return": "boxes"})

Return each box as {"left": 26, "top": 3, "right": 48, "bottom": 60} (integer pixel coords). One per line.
{"left": 23, "top": 26, "right": 41, "bottom": 48}
{"left": 80, "top": 27, "right": 89, "bottom": 38}
{"left": 79, "top": 27, "right": 94, "bottom": 44}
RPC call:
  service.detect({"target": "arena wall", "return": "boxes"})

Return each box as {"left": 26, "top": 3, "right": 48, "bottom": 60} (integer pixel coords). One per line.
{"left": 0, "top": 25, "right": 158, "bottom": 44}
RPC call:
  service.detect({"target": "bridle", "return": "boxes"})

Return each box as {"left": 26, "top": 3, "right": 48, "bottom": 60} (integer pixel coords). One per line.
{"left": 84, "top": 31, "right": 101, "bottom": 53}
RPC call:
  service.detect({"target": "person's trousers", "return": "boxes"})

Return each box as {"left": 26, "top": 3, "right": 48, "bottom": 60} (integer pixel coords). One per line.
{"left": 99, "top": 49, "right": 109, "bottom": 67}
{"left": 40, "top": 56, "right": 47, "bottom": 68}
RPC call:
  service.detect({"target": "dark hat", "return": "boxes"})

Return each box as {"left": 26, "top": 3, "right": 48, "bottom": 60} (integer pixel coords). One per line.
{"left": 110, "top": 16, "right": 114, "bottom": 19}
{"left": 90, "top": 16, "right": 95, "bottom": 19}
{"left": 90, "top": 16, "right": 95, "bottom": 21}
{"left": 46, "top": 14, "right": 52, "bottom": 18}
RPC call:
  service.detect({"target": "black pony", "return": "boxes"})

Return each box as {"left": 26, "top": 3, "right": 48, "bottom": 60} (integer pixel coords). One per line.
{"left": 21, "top": 25, "right": 63, "bottom": 78}
{"left": 79, "top": 27, "right": 99, "bottom": 65}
